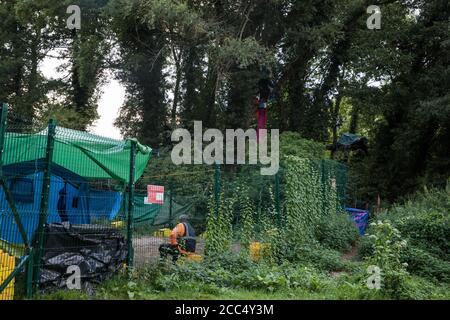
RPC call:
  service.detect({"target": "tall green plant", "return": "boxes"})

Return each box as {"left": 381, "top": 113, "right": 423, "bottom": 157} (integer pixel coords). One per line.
{"left": 236, "top": 186, "right": 255, "bottom": 254}
{"left": 284, "top": 157, "right": 322, "bottom": 247}
{"left": 366, "top": 220, "right": 409, "bottom": 298}
{"left": 259, "top": 187, "right": 284, "bottom": 263}
{"left": 205, "top": 192, "right": 234, "bottom": 256}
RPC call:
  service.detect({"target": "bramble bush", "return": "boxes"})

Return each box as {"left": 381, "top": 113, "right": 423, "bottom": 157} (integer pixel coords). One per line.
{"left": 401, "top": 246, "right": 450, "bottom": 283}
{"left": 291, "top": 243, "right": 354, "bottom": 271}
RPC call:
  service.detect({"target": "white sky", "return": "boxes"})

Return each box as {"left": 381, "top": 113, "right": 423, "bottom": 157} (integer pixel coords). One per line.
{"left": 93, "top": 77, "right": 125, "bottom": 140}
{"left": 39, "top": 52, "right": 124, "bottom": 140}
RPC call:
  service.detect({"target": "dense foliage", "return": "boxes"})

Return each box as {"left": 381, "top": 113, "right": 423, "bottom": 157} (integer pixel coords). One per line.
{"left": 0, "top": 0, "right": 448, "bottom": 200}
{"left": 31, "top": 177, "right": 450, "bottom": 301}
{"left": 36, "top": 250, "right": 450, "bottom": 300}
{"left": 359, "top": 184, "right": 450, "bottom": 285}
{"left": 202, "top": 155, "right": 359, "bottom": 269}
{"left": 283, "top": 156, "right": 357, "bottom": 251}
{"left": 1, "top": 0, "right": 449, "bottom": 301}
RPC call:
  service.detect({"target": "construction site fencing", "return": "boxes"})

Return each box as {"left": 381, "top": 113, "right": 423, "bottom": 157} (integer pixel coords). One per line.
{"left": 0, "top": 102, "right": 350, "bottom": 299}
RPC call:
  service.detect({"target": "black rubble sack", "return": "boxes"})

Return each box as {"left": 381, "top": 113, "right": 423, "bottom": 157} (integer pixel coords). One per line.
{"left": 34, "top": 223, "right": 128, "bottom": 291}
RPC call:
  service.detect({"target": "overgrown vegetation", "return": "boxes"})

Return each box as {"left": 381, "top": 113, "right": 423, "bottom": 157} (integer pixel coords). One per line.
{"left": 2, "top": 1, "right": 448, "bottom": 202}
{"left": 33, "top": 178, "right": 450, "bottom": 301}
{"left": 1, "top": 0, "right": 449, "bottom": 300}
{"left": 359, "top": 185, "right": 450, "bottom": 286}
{"left": 36, "top": 252, "right": 449, "bottom": 300}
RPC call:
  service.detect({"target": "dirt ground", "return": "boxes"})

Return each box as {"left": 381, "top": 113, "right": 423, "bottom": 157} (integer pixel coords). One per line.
{"left": 132, "top": 236, "right": 242, "bottom": 267}
{"left": 330, "top": 243, "right": 359, "bottom": 278}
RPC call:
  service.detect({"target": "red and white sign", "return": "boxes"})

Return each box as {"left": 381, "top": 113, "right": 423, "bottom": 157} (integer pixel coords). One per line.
{"left": 146, "top": 185, "right": 164, "bottom": 204}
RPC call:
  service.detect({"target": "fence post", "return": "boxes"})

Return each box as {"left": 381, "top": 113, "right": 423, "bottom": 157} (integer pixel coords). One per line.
{"left": 26, "top": 248, "right": 34, "bottom": 298}
{"left": 33, "top": 119, "right": 56, "bottom": 292}
{"left": 126, "top": 140, "right": 137, "bottom": 269}
{"left": 274, "top": 171, "right": 282, "bottom": 228}
{"left": 320, "top": 159, "right": 326, "bottom": 216}
{"left": 0, "top": 104, "right": 29, "bottom": 246}
{"left": 214, "top": 163, "right": 221, "bottom": 216}
{"left": 168, "top": 180, "right": 173, "bottom": 228}
{"left": 0, "top": 103, "right": 7, "bottom": 160}
{"left": 0, "top": 104, "right": 35, "bottom": 297}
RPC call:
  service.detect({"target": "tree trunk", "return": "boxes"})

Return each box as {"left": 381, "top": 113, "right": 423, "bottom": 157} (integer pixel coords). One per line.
{"left": 171, "top": 62, "right": 182, "bottom": 125}
{"left": 331, "top": 94, "right": 342, "bottom": 159}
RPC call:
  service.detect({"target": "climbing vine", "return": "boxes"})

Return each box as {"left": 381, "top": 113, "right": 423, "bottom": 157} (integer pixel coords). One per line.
{"left": 284, "top": 157, "right": 321, "bottom": 247}
{"left": 205, "top": 158, "right": 344, "bottom": 260}
{"left": 236, "top": 185, "right": 255, "bottom": 254}
{"left": 204, "top": 192, "right": 234, "bottom": 256}
{"left": 259, "top": 187, "right": 284, "bottom": 263}
{"left": 284, "top": 156, "right": 343, "bottom": 249}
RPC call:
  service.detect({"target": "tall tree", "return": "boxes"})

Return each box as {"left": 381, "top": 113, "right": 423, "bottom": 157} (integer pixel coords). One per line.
{"left": 111, "top": 0, "right": 169, "bottom": 146}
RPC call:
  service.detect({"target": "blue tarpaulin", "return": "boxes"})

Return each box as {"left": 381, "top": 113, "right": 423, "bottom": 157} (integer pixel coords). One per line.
{"left": 346, "top": 208, "right": 369, "bottom": 235}
{"left": 88, "top": 190, "right": 123, "bottom": 221}
{"left": 0, "top": 165, "right": 123, "bottom": 244}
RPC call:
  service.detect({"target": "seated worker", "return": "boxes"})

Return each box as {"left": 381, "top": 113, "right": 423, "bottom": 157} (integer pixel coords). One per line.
{"left": 159, "top": 214, "right": 196, "bottom": 262}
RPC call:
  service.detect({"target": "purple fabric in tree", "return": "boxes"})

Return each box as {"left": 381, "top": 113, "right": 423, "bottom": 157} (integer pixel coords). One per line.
{"left": 346, "top": 208, "right": 369, "bottom": 235}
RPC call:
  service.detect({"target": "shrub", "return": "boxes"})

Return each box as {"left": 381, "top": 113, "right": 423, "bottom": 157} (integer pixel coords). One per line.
{"left": 361, "top": 186, "right": 450, "bottom": 283}
{"left": 379, "top": 187, "right": 449, "bottom": 258}
{"left": 398, "top": 275, "right": 450, "bottom": 300}
{"left": 393, "top": 210, "right": 449, "bottom": 258}
{"left": 315, "top": 212, "right": 360, "bottom": 252}
{"left": 280, "top": 132, "right": 325, "bottom": 159}
{"left": 147, "top": 252, "right": 333, "bottom": 294}
{"left": 365, "top": 220, "right": 409, "bottom": 299}
{"left": 357, "top": 235, "right": 374, "bottom": 259}
{"left": 401, "top": 246, "right": 450, "bottom": 283}
{"left": 288, "top": 243, "right": 352, "bottom": 272}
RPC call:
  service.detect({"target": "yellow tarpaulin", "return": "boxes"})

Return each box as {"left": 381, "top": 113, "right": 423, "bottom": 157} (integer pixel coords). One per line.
{"left": 0, "top": 249, "right": 15, "bottom": 300}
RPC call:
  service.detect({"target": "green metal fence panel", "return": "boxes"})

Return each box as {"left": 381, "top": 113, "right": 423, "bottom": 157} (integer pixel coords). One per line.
{"left": 33, "top": 119, "right": 56, "bottom": 292}
{"left": 131, "top": 168, "right": 215, "bottom": 267}
{"left": 0, "top": 107, "right": 151, "bottom": 298}
{"left": 126, "top": 140, "right": 136, "bottom": 268}
{"left": 0, "top": 104, "right": 352, "bottom": 297}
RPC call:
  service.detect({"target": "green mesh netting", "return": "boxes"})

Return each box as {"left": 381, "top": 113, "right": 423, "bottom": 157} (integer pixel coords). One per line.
{"left": 130, "top": 193, "right": 193, "bottom": 225}
{"left": 3, "top": 126, "right": 151, "bottom": 182}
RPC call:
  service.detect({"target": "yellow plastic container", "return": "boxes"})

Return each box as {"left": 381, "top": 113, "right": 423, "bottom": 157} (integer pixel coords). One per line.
{"left": 0, "top": 249, "right": 15, "bottom": 300}
{"left": 249, "top": 242, "right": 269, "bottom": 262}
{"left": 153, "top": 228, "right": 172, "bottom": 238}
{"left": 177, "top": 253, "right": 203, "bottom": 265}
{"left": 185, "top": 253, "right": 203, "bottom": 262}
{"left": 111, "top": 221, "right": 124, "bottom": 229}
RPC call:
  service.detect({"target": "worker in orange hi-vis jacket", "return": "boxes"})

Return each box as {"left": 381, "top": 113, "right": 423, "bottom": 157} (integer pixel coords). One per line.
{"left": 159, "top": 214, "right": 197, "bottom": 262}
